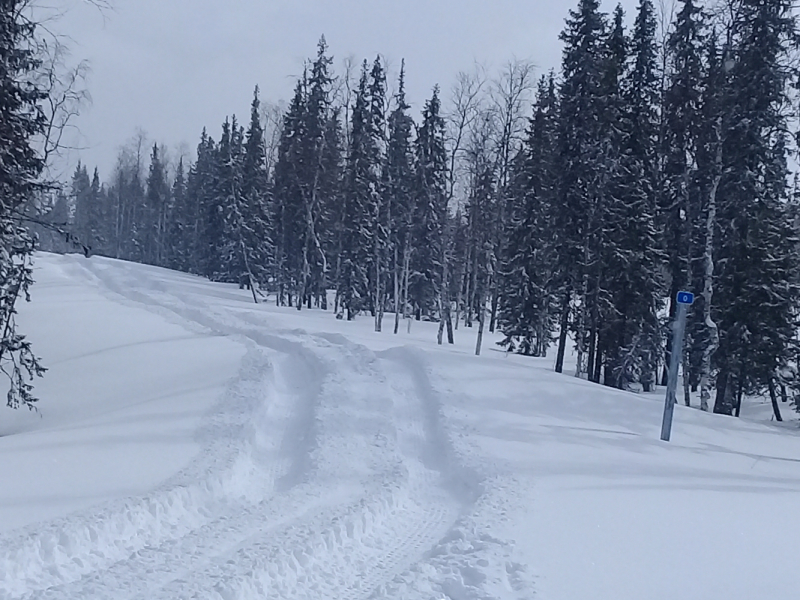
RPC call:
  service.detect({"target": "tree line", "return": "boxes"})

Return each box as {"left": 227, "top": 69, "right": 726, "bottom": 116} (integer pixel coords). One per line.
{"left": 34, "top": 0, "right": 800, "bottom": 418}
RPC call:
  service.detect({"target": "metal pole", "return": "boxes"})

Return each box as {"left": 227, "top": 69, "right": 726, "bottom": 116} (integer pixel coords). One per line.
{"left": 661, "top": 301, "right": 688, "bottom": 442}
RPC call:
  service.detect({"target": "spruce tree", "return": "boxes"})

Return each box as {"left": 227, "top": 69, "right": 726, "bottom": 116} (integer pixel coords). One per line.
{"left": 601, "top": 0, "right": 665, "bottom": 390}
{"left": 661, "top": 0, "right": 706, "bottom": 396}
{"left": 298, "top": 39, "right": 335, "bottom": 309}
{"left": 272, "top": 78, "right": 307, "bottom": 305}
{"left": 410, "top": 86, "right": 448, "bottom": 320}
{"left": 70, "top": 162, "right": 92, "bottom": 245}
{"left": 144, "top": 144, "right": 169, "bottom": 266}
{"left": 89, "top": 168, "right": 107, "bottom": 255}
{"left": 554, "top": 0, "right": 608, "bottom": 374}
{"left": 168, "top": 157, "right": 188, "bottom": 271}
{"left": 384, "top": 62, "right": 416, "bottom": 333}
{"left": 128, "top": 148, "right": 147, "bottom": 263}
{"left": 218, "top": 116, "right": 248, "bottom": 284}
{"left": 368, "top": 56, "right": 388, "bottom": 330}
{"left": 198, "top": 128, "right": 224, "bottom": 279}
{"left": 73, "top": 166, "right": 104, "bottom": 256}
{"left": 39, "top": 191, "right": 70, "bottom": 253}
{"left": 186, "top": 130, "right": 216, "bottom": 275}
{"left": 339, "top": 62, "right": 375, "bottom": 319}
{"left": 711, "top": 0, "right": 800, "bottom": 415}
{"left": 318, "top": 108, "right": 343, "bottom": 310}
{"left": 584, "top": 4, "right": 625, "bottom": 385}
{"left": 498, "top": 73, "right": 559, "bottom": 358}
{"left": 0, "top": 1, "right": 47, "bottom": 409}
{"left": 241, "top": 87, "right": 273, "bottom": 289}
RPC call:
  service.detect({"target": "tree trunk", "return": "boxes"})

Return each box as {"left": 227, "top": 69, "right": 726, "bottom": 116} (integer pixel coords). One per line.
{"left": 454, "top": 267, "right": 464, "bottom": 331}
{"left": 734, "top": 374, "right": 744, "bottom": 418}
{"left": 555, "top": 292, "right": 570, "bottom": 374}
{"left": 699, "top": 118, "right": 722, "bottom": 412}
{"left": 769, "top": 379, "right": 783, "bottom": 422}
{"left": 445, "top": 303, "right": 454, "bottom": 344}
{"left": 575, "top": 273, "right": 589, "bottom": 378}
{"left": 603, "top": 359, "right": 616, "bottom": 387}
{"left": 465, "top": 255, "right": 476, "bottom": 328}
{"left": 587, "top": 327, "right": 597, "bottom": 383}
{"left": 374, "top": 270, "right": 383, "bottom": 331}
{"left": 401, "top": 246, "right": 411, "bottom": 329}
{"left": 713, "top": 367, "right": 735, "bottom": 415}
{"left": 662, "top": 294, "right": 677, "bottom": 386}
{"left": 393, "top": 244, "right": 401, "bottom": 335}
{"left": 437, "top": 296, "right": 445, "bottom": 346}
{"left": 488, "top": 277, "right": 500, "bottom": 333}
{"left": 682, "top": 346, "right": 691, "bottom": 406}
{"left": 298, "top": 243, "right": 308, "bottom": 312}
{"left": 374, "top": 217, "right": 383, "bottom": 332}
{"left": 592, "top": 339, "right": 603, "bottom": 384}
{"left": 475, "top": 291, "right": 486, "bottom": 356}
{"left": 439, "top": 228, "right": 454, "bottom": 344}
{"left": 241, "top": 240, "right": 259, "bottom": 305}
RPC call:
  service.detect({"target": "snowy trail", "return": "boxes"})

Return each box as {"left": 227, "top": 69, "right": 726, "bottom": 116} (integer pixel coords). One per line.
{"left": 3, "top": 257, "right": 497, "bottom": 600}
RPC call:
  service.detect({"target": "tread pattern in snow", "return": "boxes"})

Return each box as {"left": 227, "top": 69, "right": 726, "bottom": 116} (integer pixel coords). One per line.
{"left": 1, "top": 256, "right": 535, "bottom": 600}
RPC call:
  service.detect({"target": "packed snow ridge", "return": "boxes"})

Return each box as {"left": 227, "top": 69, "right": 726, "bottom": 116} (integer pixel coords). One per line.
{"left": 1, "top": 253, "right": 799, "bottom": 600}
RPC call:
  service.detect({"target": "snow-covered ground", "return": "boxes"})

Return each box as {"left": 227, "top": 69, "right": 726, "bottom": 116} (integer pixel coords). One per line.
{"left": 1, "top": 252, "right": 799, "bottom": 600}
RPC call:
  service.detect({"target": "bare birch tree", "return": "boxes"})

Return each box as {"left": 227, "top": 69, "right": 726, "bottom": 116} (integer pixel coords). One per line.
{"left": 486, "top": 59, "right": 535, "bottom": 333}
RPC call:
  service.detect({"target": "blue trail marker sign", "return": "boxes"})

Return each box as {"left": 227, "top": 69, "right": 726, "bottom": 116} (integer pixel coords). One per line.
{"left": 661, "top": 291, "right": 694, "bottom": 442}
{"left": 676, "top": 291, "right": 694, "bottom": 305}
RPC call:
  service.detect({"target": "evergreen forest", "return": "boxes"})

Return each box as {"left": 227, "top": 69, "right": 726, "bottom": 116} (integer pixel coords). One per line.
{"left": 32, "top": 0, "right": 800, "bottom": 418}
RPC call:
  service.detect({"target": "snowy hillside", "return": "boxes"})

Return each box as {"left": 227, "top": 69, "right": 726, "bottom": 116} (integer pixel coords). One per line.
{"left": 1, "top": 252, "right": 799, "bottom": 600}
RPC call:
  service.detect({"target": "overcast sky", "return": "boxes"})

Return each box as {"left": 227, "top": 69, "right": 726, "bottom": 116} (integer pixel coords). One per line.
{"left": 53, "top": 0, "right": 643, "bottom": 179}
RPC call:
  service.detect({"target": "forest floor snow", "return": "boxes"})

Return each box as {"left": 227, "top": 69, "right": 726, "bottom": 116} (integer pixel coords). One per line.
{"left": 1, "top": 252, "right": 799, "bottom": 600}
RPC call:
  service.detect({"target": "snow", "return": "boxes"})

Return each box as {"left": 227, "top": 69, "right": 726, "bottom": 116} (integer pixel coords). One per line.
{"left": 1, "top": 252, "right": 799, "bottom": 599}
{"left": 0, "top": 256, "right": 245, "bottom": 533}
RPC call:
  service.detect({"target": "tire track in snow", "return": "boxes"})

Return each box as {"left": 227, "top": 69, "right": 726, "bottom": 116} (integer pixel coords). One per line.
{"left": 79, "top": 261, "right": 475, "bottom": 599}
{"left": 88, "top": 260, "right": 502, "bottom": 600}
{"left": 372, "top": 486, "right": 538, "bottom": 600}
{"left": 144, "top": 335, "right": 467, "bottom": 600}
{"left": 13, "top": 351, "right": 330, "bottom": 600}
{"left": 377, "top": 345, "right": 483, "bottom": 504}
{"left": 371, "top": 347, "right": 536, "bottom": 600}
{"left": 7, "top": 257, "right": 521, "bottom": 599}
{"left": 0, "top": 346, "right": 281, "bottom": 598}
{"left": 1, "top": 260, "right": 329, "bottom": 599}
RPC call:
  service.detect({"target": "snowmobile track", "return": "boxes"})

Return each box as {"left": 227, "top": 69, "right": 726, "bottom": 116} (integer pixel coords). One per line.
{"left": 5, "top": 260, "right": 485, "bottom": 600}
